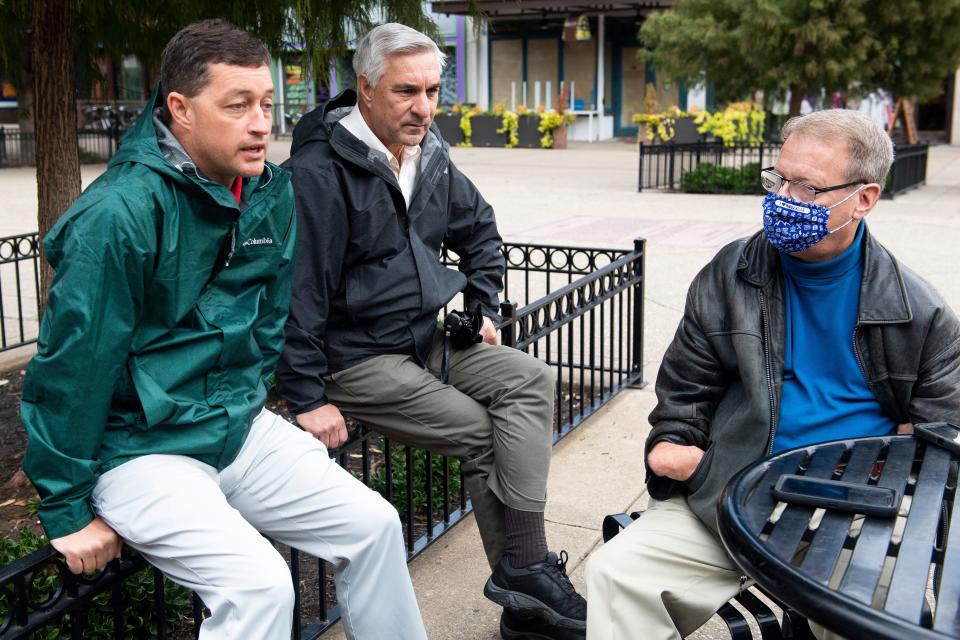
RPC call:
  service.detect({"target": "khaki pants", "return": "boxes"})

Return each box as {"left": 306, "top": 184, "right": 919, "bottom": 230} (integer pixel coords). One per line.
{"left": 324, "top": 330, "right": 556, "bottom": 568}
{"left": 92, "top": 410, "right": 426, "bottom": 640}
{"left": 584, "top": 496, "right": 888, "bottom": 640}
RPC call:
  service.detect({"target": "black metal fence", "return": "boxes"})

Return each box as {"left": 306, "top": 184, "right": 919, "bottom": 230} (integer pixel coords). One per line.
{"left": 638, "top": 142, "right": 781, "bottom": 194}
{"left": 638, "top": 141, "right": 930, "bottom": 199}
{"left": 0, "top": 239, "right": 647, "bottom": 638}
{"left": 886, "top": 142, "right": 929, "bottom": 198}
{"left": 0, "top": 129, "right": 122, "bottom": 168}
{"left": 0, "top": 234, "right": 41, "bottom": 352}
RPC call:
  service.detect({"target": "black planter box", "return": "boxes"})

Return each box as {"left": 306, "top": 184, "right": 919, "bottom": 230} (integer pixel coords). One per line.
{"left": 469, "top": 114, "right": 507, "bottom": 147}
{"left": 433, "top": 113, "right": 464, "bottom": 146}
{"left": 672, "top": 116, "right": 701, "bottom": 144}
{"left": 516, "top": 116, "right": 542, "bottom": 148}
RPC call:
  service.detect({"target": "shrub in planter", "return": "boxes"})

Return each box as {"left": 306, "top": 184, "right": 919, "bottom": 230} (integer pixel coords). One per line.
{"left": 694, "top": 103, "right": 766, "bottom": 147}
{"left": 538, "top": 112, "right": 575, "bottom": 149}
{"left": 681, "top": 162, "right": 761, "bottom": 194}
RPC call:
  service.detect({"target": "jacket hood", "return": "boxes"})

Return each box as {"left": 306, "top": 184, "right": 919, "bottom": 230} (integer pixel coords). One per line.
{"left": 107, "top": 84, "right": 183, "bottom": 179}
{"left": 290, "top": 89, "right": 356, "bottom": 154}
{"left": 737, "top": 224, "right": 912, "bottom": 324}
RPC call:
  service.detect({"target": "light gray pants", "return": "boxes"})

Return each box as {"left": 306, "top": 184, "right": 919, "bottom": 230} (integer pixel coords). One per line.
{"left": 325, "top": 330, "right": 556, "bottom": 568}
{"left": 92, "top": 410, "right": 426, "bottom": 640}
{"left": 585, "top": 496, "right": 898, "bottom": 640}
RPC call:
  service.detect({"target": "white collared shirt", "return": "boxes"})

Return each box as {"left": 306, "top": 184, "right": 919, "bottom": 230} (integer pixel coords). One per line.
{"left": 339, "top": 106, "right": 422, "bottom": 208}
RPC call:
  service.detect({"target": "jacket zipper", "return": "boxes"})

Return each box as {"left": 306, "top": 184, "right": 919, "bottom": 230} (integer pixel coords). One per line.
{"left": 851, "top": 325, "right": 872, "bottom": 393}
{"left": 759, "top": 289, "right": 778, "bottom": 455}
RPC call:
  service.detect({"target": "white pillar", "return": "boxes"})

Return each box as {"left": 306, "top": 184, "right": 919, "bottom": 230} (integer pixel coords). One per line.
{"left": 276, "top": 57, "right": 286, "bottom": 136}
{"left": 465, "top": 17, "right": 480, "bottom": 105}
{"left": 951, "top": 68, "right": 960, "bottom": 146}
{"left": 597, "top": 13, "right": 605, "bottom": 124}
{"left": 478, "top": 23, "right": 490, "bottom": 110}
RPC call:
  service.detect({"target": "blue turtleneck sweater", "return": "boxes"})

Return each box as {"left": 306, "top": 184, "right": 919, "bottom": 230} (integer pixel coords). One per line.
{"left": 772, "top": 223, "right": 894, "bottom": 453}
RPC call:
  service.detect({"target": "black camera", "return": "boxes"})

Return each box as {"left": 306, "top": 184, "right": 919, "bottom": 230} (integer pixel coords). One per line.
{"left": 439, "top": 305, "right": 484, "bottom": 384}
{"left": 442, "top": 306, "right": 483, "bottom": 349}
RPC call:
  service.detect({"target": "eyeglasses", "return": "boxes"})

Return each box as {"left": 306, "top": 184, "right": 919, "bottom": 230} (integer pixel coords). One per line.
{"left": 760, "top": 167, "right": 865, "bottom": 204}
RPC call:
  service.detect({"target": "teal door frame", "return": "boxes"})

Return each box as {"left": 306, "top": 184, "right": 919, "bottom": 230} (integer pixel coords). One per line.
{"left": 611, "top": 40, "right": 642, "bottom": 138}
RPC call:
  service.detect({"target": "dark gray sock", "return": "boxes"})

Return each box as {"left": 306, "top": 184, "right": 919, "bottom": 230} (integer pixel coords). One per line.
{"left": 504, "top": 506, "right": 549, "bottom": 568}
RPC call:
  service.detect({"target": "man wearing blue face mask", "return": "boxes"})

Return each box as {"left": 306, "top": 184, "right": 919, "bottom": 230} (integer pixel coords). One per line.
{"left": 584, "top": 109, "right": 960, "bottom": 640}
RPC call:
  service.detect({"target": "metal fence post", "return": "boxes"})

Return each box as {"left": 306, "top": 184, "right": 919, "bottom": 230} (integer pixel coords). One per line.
{"left": 638, "top": 142, "right": 644, "bottom": 192}
{"left": 630, "top": 238, "right": 647, "bottom": 388}
{"left": 500, "top": 300, "right": 518, "bottom": 348}
{"left": 667, "top": 143, "right": 676, "bottom": 191}
{"left": 0, "top": 127, "right": 6, "bottom": 166}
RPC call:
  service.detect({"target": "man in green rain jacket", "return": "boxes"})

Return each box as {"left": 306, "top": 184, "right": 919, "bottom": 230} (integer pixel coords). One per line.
{"left": 20, "top": 20, "right": 425, "bottom": 640}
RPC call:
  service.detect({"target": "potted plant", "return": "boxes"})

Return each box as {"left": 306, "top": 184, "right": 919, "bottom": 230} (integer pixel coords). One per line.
{"left": 632, "top": 106, "right": 698, "bottom": 144}
{"left": 537, "top": 111, "right": 575, "bottom": 149}
{"left": 694, "top": 102, "right": 766, "bottom": 147}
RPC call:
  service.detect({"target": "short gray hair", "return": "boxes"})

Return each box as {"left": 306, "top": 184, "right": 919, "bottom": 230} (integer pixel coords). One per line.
{"left": 353, "top": 23, "right": 446, "bottom": 88}
{"left": 781, "top": 109, "right": 895, "bottom": 186}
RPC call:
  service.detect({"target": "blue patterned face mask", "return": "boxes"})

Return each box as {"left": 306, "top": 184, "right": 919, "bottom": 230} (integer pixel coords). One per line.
{"left": 761, "top": 188, "right": 863, "bottom": 253}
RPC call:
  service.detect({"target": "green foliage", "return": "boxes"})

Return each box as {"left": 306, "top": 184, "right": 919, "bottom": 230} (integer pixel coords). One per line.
{"left": 0, "top": 1, "right": 443, "bottom": 115}
{"left": 497, "top": 111, "right": 519, "bottom": 148}
{"left": 0, "top": 527, "right": 193, "bottom": 638}
{"left": 694, "top": 103, "right": 766, "bottom": 146}
{"left": 632, "top": 106, "right": 691, "bottom": 142}
{"left": 537, "top": 111, "right": 574, "bottom": 148}
{"left": 369, "top": 444, "right": 462, "bottom": 515}
{"left": 680, "top": 162, "right": 761, "bottom": 194}
{"left": 640, "top": 0, "right": 960, "bottom": 107}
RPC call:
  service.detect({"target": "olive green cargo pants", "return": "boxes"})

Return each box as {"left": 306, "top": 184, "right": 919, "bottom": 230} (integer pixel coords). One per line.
{"left": 324, "top": 330, "right": 556, "bottom": 569}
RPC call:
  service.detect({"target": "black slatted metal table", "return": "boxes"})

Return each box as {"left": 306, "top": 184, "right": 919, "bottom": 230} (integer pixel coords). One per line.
{"left": 718, "top": 436, "right": 959, "bottom": 640}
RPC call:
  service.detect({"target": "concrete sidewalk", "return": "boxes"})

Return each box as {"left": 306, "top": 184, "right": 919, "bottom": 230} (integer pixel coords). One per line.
{"left": 4, "top": 138, "right": 959, "bottom": 638}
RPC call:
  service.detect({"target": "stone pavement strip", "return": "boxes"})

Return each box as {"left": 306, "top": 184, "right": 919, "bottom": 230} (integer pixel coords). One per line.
{"left": 4, "top": 138, "right": 960, "bottom": 638}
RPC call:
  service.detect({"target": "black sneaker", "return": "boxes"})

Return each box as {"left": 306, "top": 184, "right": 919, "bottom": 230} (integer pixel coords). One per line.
{"left": 484, "top": 551, "right": 587, "bottom": 631}
{"left": 500, "top": 609, "right": 586, "bottom": 639}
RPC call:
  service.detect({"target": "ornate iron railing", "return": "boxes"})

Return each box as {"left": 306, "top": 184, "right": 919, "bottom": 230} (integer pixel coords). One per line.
{"left": 0, "top": 239, "right": 646, "bottom": 638}
{"left": 0, "top": 130, "right": 122, "bottom": 168}
{"left": 0, "top": 233, "right": 40, "bottom": 352}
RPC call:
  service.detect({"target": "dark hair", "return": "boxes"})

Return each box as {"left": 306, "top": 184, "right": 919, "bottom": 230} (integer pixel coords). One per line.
{"left": 159, "top": 19, "right": 270, "bottom": 123}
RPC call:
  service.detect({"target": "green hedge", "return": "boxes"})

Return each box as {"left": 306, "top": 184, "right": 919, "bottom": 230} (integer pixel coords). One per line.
{"left": 681, "top": 162, "right": 761, "bottom": 194}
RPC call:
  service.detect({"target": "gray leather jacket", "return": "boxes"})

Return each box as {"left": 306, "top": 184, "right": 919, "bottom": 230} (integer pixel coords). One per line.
{"left": 646, "top": 226, "right": 960, "bottom": 534}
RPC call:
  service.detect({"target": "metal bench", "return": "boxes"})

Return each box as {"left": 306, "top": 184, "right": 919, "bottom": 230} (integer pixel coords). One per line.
{"left": 602, "top": 512, "right": 816, "bottom": 640}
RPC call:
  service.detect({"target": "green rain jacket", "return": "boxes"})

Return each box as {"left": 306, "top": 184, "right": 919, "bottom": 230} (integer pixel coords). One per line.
{"left": 21, "top": 90, "right": 296, "bottom": 539}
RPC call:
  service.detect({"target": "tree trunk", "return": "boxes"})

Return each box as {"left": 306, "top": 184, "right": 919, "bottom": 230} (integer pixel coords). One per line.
{"left": 32, "top": 0, "right": 80, "bottom": 317}
{"left": 788, "top": 85, "right": 806, "bottom": 118}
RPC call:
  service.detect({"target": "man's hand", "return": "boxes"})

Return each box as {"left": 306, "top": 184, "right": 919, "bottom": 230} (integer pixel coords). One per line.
{"left": 896, "top": 422, "right": 914, "bottom": 435}
{"left": 480, "top": 316, "right": 499, "bottom": 346}
{"left": 50, "top": 517, "right": 122, "bottom": 575}
{"left": 647, "top": 441, "right": 706, "bottom": 482}
{"left": 297, "top": 403, "right": 349, "bottom": 448}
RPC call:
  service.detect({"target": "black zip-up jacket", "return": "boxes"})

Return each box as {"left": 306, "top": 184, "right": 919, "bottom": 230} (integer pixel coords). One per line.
{"left": 646, "top": 227, "right": 960, "bottom": 535}
{"left": 277, "top": 91, "right": 504, "bottom": 415}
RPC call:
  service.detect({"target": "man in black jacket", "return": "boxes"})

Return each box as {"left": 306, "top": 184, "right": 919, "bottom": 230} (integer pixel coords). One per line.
{"left": 277, "top": 22, "right": 586, "bottom": 636}
{"left": 585, "top": 109, "right": 960, "bottom": 640}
